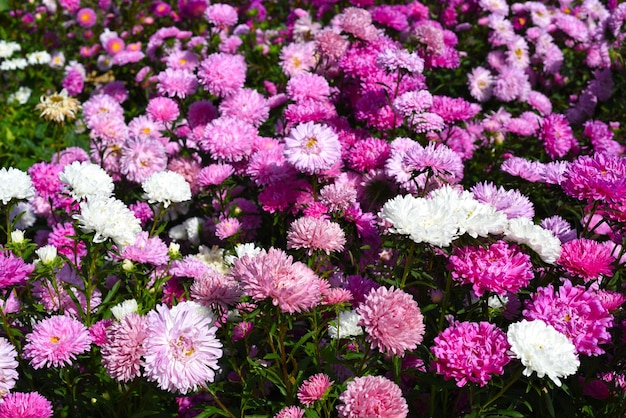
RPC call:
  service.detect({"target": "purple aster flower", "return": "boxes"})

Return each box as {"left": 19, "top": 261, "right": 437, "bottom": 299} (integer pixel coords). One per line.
{"left": 471, "top": 181, "right": 534, "bottom": 219}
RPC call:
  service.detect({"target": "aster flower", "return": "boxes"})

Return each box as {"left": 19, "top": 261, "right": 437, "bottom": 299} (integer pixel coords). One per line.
{"left": 0, "top": 251, "right": 35, "bottom": 288}
{"left": 504, "top": 217, "right": 562, "bottom": 264}
{"left": 0, "top": 167, "right": 35, "bottom": 205}
{"left": 561, "top": 153, "right": 626, "bottom": 203}
{"left": 539, "top": 113, "right": 576, "bottom": 159}
{"left": 356, "top": 286, "right": 425, "bottom": 357}
{"left": 35, "top": 89, "right": 80, "bottom": 123}
{"left": 22, "top": 315, "right": 92, "bottom": 369}
{"left": 101, "top": 312, "right": 147, "bottom": 382}
{"left": 298, "top": 373, "right": 333, "bottom": 406}
{"left": 190, "top": 268, "right": 242, "bottom": 309}
{"left": 230, "top": 248, "right": 324, "bottom": 314}
{"left": 197, "top": 52, "right": 247, "bottom": 97}
{"left": 432, "top": 321, "right": 511, "bottom": 387}
{"left": 142, "top": 301, "right": 223, "bottom": 394}
{"left": 470, "top": 181, "right": 535, "bottom": 219}
{"left": 524, "top": 280, "right": 613, "bottom": 356}
{"left": 142, "top": 170, "right": 192, "bottom": 208}
{"left": 507, "top": 319, "right": 579, "bottom": 387}
{"left": 449, "top": 240, "right": 534, "bottom": 296}
{"left": 557, "top": 238, "right": 615, "bottom": 281}
{"left": 121, "top": 231, "right": 170, "bottom": 265}
{"left": 328, "top": 310, "right": 364, "bottom": 339}
{"left": 199, "top": 117, "right": 256, "bottom": 163}
{"left": 287, "top": 216, "right": 346, "bottom": 255}
{"left": 146, "top": 97, "right": 180, "bottom": 124}
{"left": 283, "top": 122, "right": 342, "bottom": 175}
{"left": 274, "top": 406, "right": 305, "bottom": 418}
{"left": 0, "top": 392, "right": 53, "bottom": 418}
{"left": 337, "top": 375, "right": 408, "bottom": 418}
{"left": 120, "top": 137, "right": 168, "bottom": 184}
{"left": 74, "top": 195, "right": 141, "bottom": 248}
{"left": 0, "top": 337, "right": 18, "bottom": 397}
{"left": 59, "top": 161, "right": 114, "bottom": 200}
{"left": 467, "top": 66, "right": 494, "bottom": 102}
{"left": 157, "top": 68, "right": 198, "bottom": 99}
{"left": 110, "top": 299, "right": 139, "bottom": 321}
{"left": 279, "top": 41, "right": 317, "bottom": 77}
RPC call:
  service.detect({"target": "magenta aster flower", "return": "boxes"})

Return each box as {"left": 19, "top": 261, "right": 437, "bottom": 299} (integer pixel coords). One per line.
{"left": 0, "top": 251, "right": 35, "bottom": 289}
{"left": 230, "top": 248, "right": 324, "bottom": 313}
{"left": 539, "top": 113, "right": 576, "bottom": 159}
{"left": 432, "top": 321, "right": 511, "bottom": 387}
{"left": 101, "top": 313, "right": 147, "bottom": 382}
{"left": 356, "top": 286, "right": 425, "bottom": 357}
{"left": 561, "top": 153, "right": 626, "bottom": 203}
{"left": 524, "top": 279, "right": 613, "bottom": 356}
{"left": 557, "top": 238, "right": 615, "bottom": 281}
{"left": 0, "top": 392, "right": 53, "bottom": 418}
{"left": 287, "top": 216, "right": 346, "bottom": 255}
{"left": 283, "top": 122, "right": 341, "bottom": 174}
{"left": 142, "top": 301, "right": 223, "bottom": 394}
{"left": 449, "top": 240, "right": 534, "bottom": 296}
{"left": 274, "top": 406, "right": 305, "bottom": 418}
{"left": 337, "top": 375, "right": 408, "bottom": 418}
{"left": 23, "top": 315, "right": 92, "bottom": 369}
{"left": 297, "top": 373, "right": 333, "bottom": 406}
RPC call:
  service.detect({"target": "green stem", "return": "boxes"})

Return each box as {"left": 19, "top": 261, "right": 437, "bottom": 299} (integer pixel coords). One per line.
{"left": 399, "top": 241, "right": 415, "bottom": 289}
{"left": 480, "top": 366, "right": 524, "bottom": 412}
{"left": 206, "top": 386, "right": 237, "bottom": 418}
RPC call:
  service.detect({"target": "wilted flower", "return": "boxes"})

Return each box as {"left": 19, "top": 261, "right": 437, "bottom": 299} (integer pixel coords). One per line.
{"left": 35, "top": 89, "right": 80, "bottom": 123}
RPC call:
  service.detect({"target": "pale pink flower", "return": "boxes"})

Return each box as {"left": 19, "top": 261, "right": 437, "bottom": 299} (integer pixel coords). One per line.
{"left": 337, "top": 375, "right": 408, "bottom": 418}
{"left": 287, "top": 216, "right": 346, "bottom": 255}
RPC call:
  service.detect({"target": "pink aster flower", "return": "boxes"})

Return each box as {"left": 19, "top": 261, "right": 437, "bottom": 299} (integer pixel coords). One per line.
{"left": 539, "top": 113, "right": 576, "bottom": 159}
{"left": 287, "top": 217, "right": 346, "bottom": 255}
{"left": 0, "top": 392, "right": 53, "bottom": 418}
{"left": 392, "top": 90, "right": 433, "bottom": 117}
{"left": 101, "top": 312, "right": 147, "bottom": 382}
{"left": 146, "top": 97, "right": 180, "bottom": 124}
{"left": 142, "top": 301, "right": 223, "bottom": 394}
{"left": 561, "top": 153, "right": 626, "bottom": 203}
{"left": 356, "top": 286, "right": 425, "bottom": 357}
{"left": 199, "top": 117, "right": 256, "bottom": 162}
{"left": 197, "top": 53, "right": 247, "bottom": 97}
{"left": 557, "top": 238, "right": 615, "bottom": 282}
{"left": 47, "top": 222, "right": 87, "bottom": 261}
{"left": 337, "top": 375, "right": 408, "bottom": 418}
{"left": 0, "top": 337, "right": 18, "bottom": 396}
{"left": 467, "top": 66, "right": 494, "bottom": 102}
{"left": 190, "top": 268, "right": 242, "bottom": 309}
{"left": 279, "top": 42, "right": 317, "bottom": 77}
{"left": 283, "top": 122, "right": 341, "bottom": 175}
{"left": 524, "top": 279, "right": 613, "bottom": 356}
{"left": 449, "top": 240, "right": 534, "bottom": 297}
{"left": 230, "top": 248, "right": 324, "bottom": 313}
{"left": 274, "top": 406, "right": 305, "bottom": 418}
{"left": 287, "top": 74, "right": 331, "bottom": 102}
{"left": 76, "top": 8, "right": 97, "bottom": 28}
{"left": 198, "top": 163, "right": 234, "bottom": 187}
{"left": 120, "top": 137, "right": 168, "bottom": 184}
{"left": 219, "top": 88, "right": 269, "bottom": 127}
{"left": 121, "top": 231, "right": 170, "bottom": 266}
{"left": 23, "top": 315, "right": 92, "bottom": 369}
{"left": 297, "top": 373, "right": 333, "bottom": 406}
{"left": 204, "top": 3, "right": 238, "bottom": 27}
{"left": 432, "top": 321, "right": 511, "bottom": 387}
{"left": 347, "top": 137, "right": 390, "bottom": 172}
{"left": 157, "top": 68, "right": 198, "bottom": 99}
{"left": 0, "top": 251, "right": 35, "bottom": 289}
{"left": 337, "top": 7, "right": 379, "bottom": 41}
{"left": 215, "top": 217, "right": 242, "bottom": 240}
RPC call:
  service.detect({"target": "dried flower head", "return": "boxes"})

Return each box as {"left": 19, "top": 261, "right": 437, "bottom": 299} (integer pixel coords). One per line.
{"left": 35, "top": 89, "right": 80, "bottom": 124}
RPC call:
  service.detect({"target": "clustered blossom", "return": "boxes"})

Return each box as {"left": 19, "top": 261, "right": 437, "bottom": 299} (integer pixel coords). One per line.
{"left": 337, "top": 375, "right": 408, "bottom": 418}
{"left": 432, "top": 321, "right": 511, "bottom": 387}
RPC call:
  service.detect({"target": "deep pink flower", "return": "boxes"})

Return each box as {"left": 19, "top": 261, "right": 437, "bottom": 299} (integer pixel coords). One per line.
{"left": 146, "top": 97, "right": 180, "bottom": 124}
{"left": 47, "top": 222, "right": 87, "bottom": 261}
{"left": 557, "top": 238, "right": 615, "bottom": 282}
{"left": 297, "top": 373, "right": 333, "bottom": 406}
{"left": 76, "top": 8, "right": 97, "bottom": 28}
{"left": 347, "top": 137, "right": 390, "bottom": 172}
{"left": 561, "top": 153, "right": 626, "bottom": 203}
{"left": 540, "top": 113, "right": 577, "bottom": 159}
{"left": 101, "top": 313, "right": 147, "bottom": 382}
{"left": 142, "top": 302, "right": 223, "bottom": 393}
{"left": 23, "top": 315, "right": 92, "bottom": 369}
{"left": 198, "top": 163, "right": 234, "bottom": 187}
{"left": 430, "top": 95, "right": 479, "bottom": 123}
{"left": 524, "top": 279, "right": 613, "bottom": 356}
{"left": 274, "top": 406, "right": 305, "bottom": 418}
{"left": 449, "top": 241, "right": 534, "bottom": 297}
{"left": 89, "top": 319, "right": 113, "bottom": 347}
{"left": 287, "top": 217, "right": 346, "bottom": 255}
{"left": 356, "top": 286, "right": 425, "bottom": 357}
{"left": 337, "top": 375, "right": 408, "bottom": 418}
{"left": 0, "top": 392, "right": 53, "bottom": 418}
{"left": 0, "top": 251, "right": 35, "bottom": 289}
{"left": 432, "top": 321, "right": 511, "bottom": 387}
{"left": 230, "top": 248, "right": 324, "bottom": 313}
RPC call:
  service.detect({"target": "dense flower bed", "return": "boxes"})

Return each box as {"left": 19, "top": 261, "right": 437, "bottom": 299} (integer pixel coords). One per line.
{"left": 1, "top": 0, "right": 626, "bottom": 416}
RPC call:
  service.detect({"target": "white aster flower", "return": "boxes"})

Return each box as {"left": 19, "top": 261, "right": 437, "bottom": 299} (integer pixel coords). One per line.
{"left": 59, "top": 161, "right": 114, "bottom": 200}
{"left": 8, "top": 86, "right": 32, "bottom": 104}
{"left": 142, "top": 170, "right": 192, "bottom": 208}
{"left": 0, "top": 58, "right": 28, "bottom": 71}
{"left": 507, "top": 319, "right": 579, "bottom": 387}
{"left": 379, "top": 194, "right": 426, "bottom": 236}
{"left": 328, "top": 310, "right": 364, "bottom": 339}
{"left": 74, "top": 195, "right": 142, "bottom": 248}
{"left": 0, "top": 40, "right": 21, "bottom": 59}
{"left": 111, "top": 299, "right": 139, "bottom": 321}
{"left": 10, "top": 230, "right": 25, "bottom": 243}
{"left": 27, "top": 50, "right": 52, "bottom": 65}
{"left": 504, "top": 217, "right": 562, "bottom": 264}
{"left": 224, "top": 243, "right": 263, "bottom": 265}
{"left": 35, "top": 245, "right": 58, "bottom": 265}
{"left": 0, "top": 167, "right": 35, "bottom": 205}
